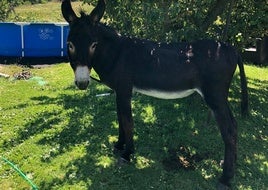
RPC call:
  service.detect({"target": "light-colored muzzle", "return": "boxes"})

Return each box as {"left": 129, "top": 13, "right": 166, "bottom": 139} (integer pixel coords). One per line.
{"left": 74, "top": 66, "right": 90, "bottom": 90}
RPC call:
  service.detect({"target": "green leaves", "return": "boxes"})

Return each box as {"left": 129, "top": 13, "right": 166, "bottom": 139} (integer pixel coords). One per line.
{"left": 85, "top": 0, "right": 267, "bottom": 48}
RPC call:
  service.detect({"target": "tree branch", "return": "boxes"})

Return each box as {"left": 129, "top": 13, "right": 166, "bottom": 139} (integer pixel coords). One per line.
{"left": 200, "top": 0, "right": 230, "bottom": 32}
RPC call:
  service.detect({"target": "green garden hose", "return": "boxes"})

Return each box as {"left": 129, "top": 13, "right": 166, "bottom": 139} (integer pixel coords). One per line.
{"left": 1, "top": 156, "right": 38, "bottom": 190}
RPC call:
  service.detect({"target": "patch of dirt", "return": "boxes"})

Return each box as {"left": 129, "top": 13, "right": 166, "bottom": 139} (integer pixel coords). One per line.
{"left": 162, "top": 146, "right": 207, "bottom": 171}
{"left": 13, "top": 70, "right": 32, "bottom": 80}
{"left": 0, "top": 63, "right": 52, "bottom": 80}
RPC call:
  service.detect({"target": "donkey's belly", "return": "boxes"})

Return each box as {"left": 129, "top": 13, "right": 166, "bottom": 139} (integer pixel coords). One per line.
{"left": 133, "top": 87, "right": 201, "bottom": 99}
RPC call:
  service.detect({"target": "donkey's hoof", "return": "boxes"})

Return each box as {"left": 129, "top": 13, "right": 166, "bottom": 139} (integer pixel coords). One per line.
{"left": 217, "top": 182, "right": 230, "bottom": 190}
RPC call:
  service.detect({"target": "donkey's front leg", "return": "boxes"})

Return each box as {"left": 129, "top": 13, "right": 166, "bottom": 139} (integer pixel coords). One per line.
{"left": 114, "top": 93, "right": 134, "bottom": 162}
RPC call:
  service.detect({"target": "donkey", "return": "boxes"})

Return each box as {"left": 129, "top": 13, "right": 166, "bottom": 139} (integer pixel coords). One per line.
{"left": 61, "top": 0, "right": 248, "bottom": 188}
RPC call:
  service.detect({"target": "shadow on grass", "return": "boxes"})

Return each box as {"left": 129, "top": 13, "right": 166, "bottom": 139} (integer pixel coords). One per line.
{"left": 229, "top": 72, "right": 268, "bottom": 188}
{"left": 4, "top": 71, "right": 267, "bottom": 189}
{"left": 35, "top": 90, "right": 220, "bottom": 189}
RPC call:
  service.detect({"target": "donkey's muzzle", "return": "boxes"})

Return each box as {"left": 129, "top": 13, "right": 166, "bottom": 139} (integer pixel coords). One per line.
{"left": 75, "top": 81, "right": 89, "bottom": 90}
{"left": 74, "top": 65, "right": 90, "bottom": 90}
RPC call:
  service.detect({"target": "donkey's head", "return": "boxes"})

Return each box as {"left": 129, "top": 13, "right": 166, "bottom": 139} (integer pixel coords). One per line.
{"left": 61, "top": 0, "right": 105, "bottom": 90}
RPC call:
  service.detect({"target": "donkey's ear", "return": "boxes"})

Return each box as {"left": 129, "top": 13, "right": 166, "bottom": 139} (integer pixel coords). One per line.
{"left": 89, "top": 0, "right": 106, "bottom": 23}
{"left": 61, "top": 0, "right": 78, "bottom": 24}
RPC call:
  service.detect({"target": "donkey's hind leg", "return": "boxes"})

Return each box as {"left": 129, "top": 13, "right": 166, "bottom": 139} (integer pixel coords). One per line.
{"left": 204, "top": 95, "right": 237, "bottom": 188}
{"left": 215, "top": 105, "right": 237, "bottom": 187}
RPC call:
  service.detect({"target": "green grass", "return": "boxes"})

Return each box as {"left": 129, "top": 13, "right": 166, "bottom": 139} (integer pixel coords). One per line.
{"left": 0, "top": 63, "right": 267, "bottom": 190}
{"left": 7, "top": 1, "right": 93, "bottom": 22}
{"left": 1, "top": 1, "right": 268, "bottom": 190}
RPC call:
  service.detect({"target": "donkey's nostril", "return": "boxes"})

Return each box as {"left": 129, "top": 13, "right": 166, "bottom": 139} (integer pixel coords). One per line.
{"left": 75, "top": 81, "right": 89, "bottom": 90}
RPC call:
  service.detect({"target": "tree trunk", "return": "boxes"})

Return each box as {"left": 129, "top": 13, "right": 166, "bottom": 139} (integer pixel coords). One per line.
{"left": 200, "top": 0, "right": 230, "bottom": 32}
{"left": 222, "top": 0, "right": 236, "bottom": 41}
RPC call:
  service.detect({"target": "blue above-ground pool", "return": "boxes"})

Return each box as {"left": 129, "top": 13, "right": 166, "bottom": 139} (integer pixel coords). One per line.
{"left": 0, "top": 23, "right": 22, "bottom": 57}
{"left": 0, "top": 22, "right": 69, "bottom": 58}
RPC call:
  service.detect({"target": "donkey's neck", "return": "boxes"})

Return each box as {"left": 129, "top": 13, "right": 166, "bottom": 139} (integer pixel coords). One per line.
{"left": 97, "top": 23, "right": 122, "bottom": 41}
{"left": 91, "top": 24, "right": 123, "bottom": 85}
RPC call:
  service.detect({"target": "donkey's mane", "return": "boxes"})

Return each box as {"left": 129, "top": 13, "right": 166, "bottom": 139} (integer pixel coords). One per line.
{"left": 97, "top": 22, "right": 171, "bottom": 47}
{"left": 98, "top": 23, "right": 122, "bottom": 40}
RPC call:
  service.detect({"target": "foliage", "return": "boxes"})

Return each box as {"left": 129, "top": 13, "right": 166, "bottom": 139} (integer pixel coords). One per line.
{"left": 85, "top": 0, "right": 268, "bottom": 48}
{"left": 3, "top": 0, "right": 267, "bottom": 48}
{"left": 0, "top": 1, "right": 18, "bottom": 21}
{"left": 230, "top": 0, "right": 268, "bottom": 47}
{"left": 86, "top": 0, "right": 215, "bottom": 42}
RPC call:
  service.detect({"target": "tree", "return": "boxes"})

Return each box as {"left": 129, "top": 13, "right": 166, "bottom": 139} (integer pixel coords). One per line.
{"left": 0, "top": 0, "right": 17, "bottom": 21}
{"left": 85, "top": 0, "right": 268, "bottom": 49}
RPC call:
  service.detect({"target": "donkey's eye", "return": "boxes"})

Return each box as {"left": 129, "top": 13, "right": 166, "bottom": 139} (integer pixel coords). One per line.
{"left": 89, "top": 42, "right": 98, "bottom": 56}
{"left": 68, "top": 42, "right": 75, "bottom": 54}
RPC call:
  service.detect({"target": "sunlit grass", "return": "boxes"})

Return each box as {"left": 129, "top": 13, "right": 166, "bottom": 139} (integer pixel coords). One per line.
{"left": 7, "top": 1, "right": 93, "bottom": 22}
{"left": 1, "top": 63, "right": 266, "bottom": 189}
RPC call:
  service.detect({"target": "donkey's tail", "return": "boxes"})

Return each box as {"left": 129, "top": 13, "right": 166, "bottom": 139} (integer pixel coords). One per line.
{"left": 237, "top": 55, "right": 249, "bottom": 117}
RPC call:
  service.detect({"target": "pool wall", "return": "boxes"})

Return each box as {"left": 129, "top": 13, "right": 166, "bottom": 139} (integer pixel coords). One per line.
{"left": 0, "top": 22, "right": 69, "bottom": 58}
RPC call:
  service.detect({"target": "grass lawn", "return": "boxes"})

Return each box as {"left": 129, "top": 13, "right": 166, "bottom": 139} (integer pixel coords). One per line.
{"left": 1, "top": 1, "right": 268, "bottom": 190}
{"left": 0, "top": 63, "right": 267, "bottom": 190}
{"left": 7, "top": 1, "right": 93, "bottom": 22}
